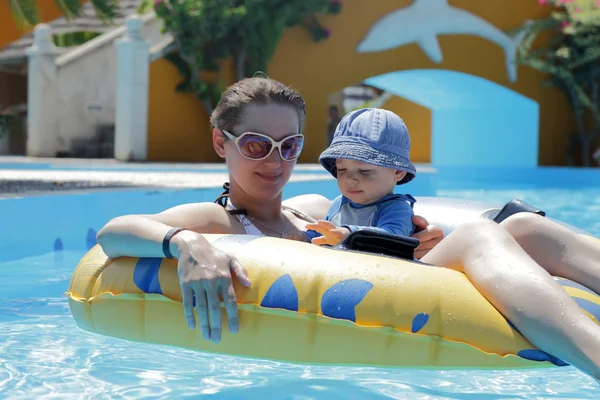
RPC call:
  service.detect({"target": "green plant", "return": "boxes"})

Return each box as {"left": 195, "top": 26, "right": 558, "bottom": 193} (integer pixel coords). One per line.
{"left": 150, "top": 0, "right": 342, "bottom": 115}
{"left": 517, "top": 0, "right": 600, "bottom": 166}
{"left": 8, "top": 0, "right": 119, "bottom": 27}
{"left": 52, "top": 31, "right": 103, "bottom": 47}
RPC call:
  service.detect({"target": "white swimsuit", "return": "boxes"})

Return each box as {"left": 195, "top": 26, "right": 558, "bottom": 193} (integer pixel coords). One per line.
{"left": 225, "top": 203, "right": 317, "bottom": 236}
{"left": 226, "top": 204, "right": 264, "bottom": 236}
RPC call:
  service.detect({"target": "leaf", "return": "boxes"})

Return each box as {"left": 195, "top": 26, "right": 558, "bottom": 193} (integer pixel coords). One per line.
{"left": 55, "top": 0, "right": 83, "bottom": 21}
{"left": 8, "top": 0, "right": 117, "bottom": 27}
{"left": 8, "top": 0, "right": 39, "bottom": 27}
{"left": 137, "top": 0, "right": 155, "bottom": 14}
{"left": 53, "top": 31, "right": 103, "bottom": 47}
{"left": 164, "top": 53, "right": 192, "bottom": 79}
{"left": 175, "top": 79, "right": 193, "bottom": 93}
{"left": 89, "top": 0, "right": 119, "bottom": 25}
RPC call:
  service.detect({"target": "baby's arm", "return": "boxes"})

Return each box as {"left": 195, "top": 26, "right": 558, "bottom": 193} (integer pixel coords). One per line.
{"left": 306, "top": 220, "right": 351, "bottom": 245}
{"left": 303, "top": 196, "right": 344, "bottom": 243}
{"left": 305, "top": 197, "right": 416, "bottom": 246}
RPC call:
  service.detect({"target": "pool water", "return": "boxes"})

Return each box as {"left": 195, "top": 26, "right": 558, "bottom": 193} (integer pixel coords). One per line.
{"left": 1, "top": 169, "right": 600, "bottom": 399}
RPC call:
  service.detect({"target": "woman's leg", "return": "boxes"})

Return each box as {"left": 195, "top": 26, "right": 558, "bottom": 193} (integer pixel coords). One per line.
{"left": 500, "top": 213, "right": 600, "bottom": 295}
{"left": 422, "top": 219, "right": 600, "bottom": 380}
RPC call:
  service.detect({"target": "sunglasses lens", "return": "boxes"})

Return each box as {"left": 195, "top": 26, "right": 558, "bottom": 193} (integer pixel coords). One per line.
{"left": 280, "top": 136, "right": 304, "bottom": 160}
{"left": 238, "top": 134, "right": 273, "bottom": 159}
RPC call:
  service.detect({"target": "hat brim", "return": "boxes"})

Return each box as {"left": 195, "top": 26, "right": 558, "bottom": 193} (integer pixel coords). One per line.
{"left": 319, "top": 141, "right": 416, "bottom": 185}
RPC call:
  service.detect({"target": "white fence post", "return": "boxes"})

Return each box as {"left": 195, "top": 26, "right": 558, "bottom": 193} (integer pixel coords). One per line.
{"left": 26, "top": 24, "right": 59, "bottom": 157}
{"left": 114, "top": 15, "right": 150, "bottom": 161}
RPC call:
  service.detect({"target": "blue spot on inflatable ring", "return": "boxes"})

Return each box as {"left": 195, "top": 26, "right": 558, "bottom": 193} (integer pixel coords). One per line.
{"left": 572, "top": 297, "right": 600, "bottom": 323}
{"left": 555, "top": 278, "right": 600, "bottom": 321}
{"left": 321, "top": 279, "right": 373, "bottom": 322}
{"left": 53, "top": 238, "right": 63, "bottom": 252}
{"left": 411, "top": 313, "right": 429, "bottom": 333}
{"left": 86, "top": 228, "right": 97, "bottom": 250}
{"left": 133, "top": 258, "right": 163, "bottom": 295}
{"left": 556, "top": 277, "right": 600, "bottom": 296}
{"left": 518, "top": 349, "right": 569, "bottom": 367}
{"left": 260, "top": 274, "right": 298, "bottom": 311}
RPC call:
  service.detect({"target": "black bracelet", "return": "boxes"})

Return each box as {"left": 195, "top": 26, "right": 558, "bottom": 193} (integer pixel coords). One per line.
{"left": 162, "top": 227, "right": 186, "bottom": 259}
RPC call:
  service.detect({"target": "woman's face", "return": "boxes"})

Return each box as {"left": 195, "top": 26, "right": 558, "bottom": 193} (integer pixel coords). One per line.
{"left": 213, "top": 103, "right": 301, "bottom": 202}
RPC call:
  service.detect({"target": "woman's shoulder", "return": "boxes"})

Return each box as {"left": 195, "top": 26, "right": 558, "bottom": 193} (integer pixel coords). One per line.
{"left": 142, "top": 202, "right": 237, "bottom": 233}
{"left": 154, "top": 201, "right": 228, "bottom": 215}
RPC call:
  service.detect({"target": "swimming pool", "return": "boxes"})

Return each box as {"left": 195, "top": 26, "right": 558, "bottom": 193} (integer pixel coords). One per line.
{"left": 1, "top": 164, "right": 600, "bottom": 399}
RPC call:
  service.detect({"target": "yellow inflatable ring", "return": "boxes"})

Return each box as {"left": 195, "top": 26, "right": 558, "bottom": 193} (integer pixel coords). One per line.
{"left": 66, "top": 233, "right": 600, "bottom": 369}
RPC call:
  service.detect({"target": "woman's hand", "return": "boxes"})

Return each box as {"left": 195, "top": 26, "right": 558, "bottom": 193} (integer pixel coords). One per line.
{"left": 171, "top": 231, "right": 251, "bottom": 343}
{"left": 411, "top": 215, "right": 444, "bottom": 259}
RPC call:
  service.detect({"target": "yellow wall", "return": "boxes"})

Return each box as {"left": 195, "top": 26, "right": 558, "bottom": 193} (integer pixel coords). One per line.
{"left": 147, "top": 57, "right": 239, "bottom": 162}
{"left": 147, "top": 58, "right": 221, "bottom": 162}
{"left": 147, "top": 0, "right": 574, "bottom": 166}
{"left": 0, "top": 1, "right": 85, "bottom": 49}
{"left": 381, "top": 96, "right": 431, "bottom": 163}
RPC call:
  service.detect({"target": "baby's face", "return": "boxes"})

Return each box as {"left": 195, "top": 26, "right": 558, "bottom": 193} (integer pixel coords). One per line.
{"left": 335, "top": 159, "right": 406, "bottom": 205}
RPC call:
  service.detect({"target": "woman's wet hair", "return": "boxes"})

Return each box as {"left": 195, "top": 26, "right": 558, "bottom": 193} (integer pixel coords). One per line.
{"left": 210, "top": 74, "right": 306, "bottom": 133}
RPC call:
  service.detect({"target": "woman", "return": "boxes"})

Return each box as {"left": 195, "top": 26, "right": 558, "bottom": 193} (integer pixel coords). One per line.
{"left": 97, "top": 76, "right": 600, "bottom": 381}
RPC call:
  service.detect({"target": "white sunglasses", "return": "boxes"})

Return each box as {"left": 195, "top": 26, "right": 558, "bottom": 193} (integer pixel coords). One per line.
{"left": 221, "top": 130, "right": 304, "bottom": 161}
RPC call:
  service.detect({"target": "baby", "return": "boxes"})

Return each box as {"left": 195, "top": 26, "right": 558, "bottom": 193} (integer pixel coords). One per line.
{"left": 304, "top": 107, "right": 417, "bottom": 246}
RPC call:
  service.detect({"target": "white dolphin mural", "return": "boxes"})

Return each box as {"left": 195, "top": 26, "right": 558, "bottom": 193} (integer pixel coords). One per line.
{"left": 356, "top": 0, "right": 528, "bottom": 82}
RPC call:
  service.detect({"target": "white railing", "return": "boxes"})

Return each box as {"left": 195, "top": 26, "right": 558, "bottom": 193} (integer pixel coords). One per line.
{"left": 26, "top": 12, "right": 163, "bottom": 160}
{"left": 114, "top": 15, "right": 149, "bottom": 161}
{"left": 55, "top": 12, "right": 156, "bottom": 68}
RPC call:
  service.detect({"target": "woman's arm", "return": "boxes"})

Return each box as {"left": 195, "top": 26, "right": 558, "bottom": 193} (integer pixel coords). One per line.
{"left": 96, "top": 202, "right": 234, "bottom": 258}
{"left": 411, "top": 215, "right": 444, "bottom": 259}
{"left": 96, "top": 202, "right": 250, "bottom": 344}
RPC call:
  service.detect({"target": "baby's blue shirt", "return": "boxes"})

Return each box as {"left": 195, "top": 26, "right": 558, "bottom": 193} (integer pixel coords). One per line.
{"left": 306, "top": 193, "right": 416, "bottom": 242}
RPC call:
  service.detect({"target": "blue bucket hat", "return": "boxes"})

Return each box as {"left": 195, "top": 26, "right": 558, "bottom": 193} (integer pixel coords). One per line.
{"left": 319, "top": 108, "right": 416, "bottom": 185}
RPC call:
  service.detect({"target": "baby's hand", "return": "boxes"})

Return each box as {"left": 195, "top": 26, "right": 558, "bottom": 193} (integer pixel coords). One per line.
{"left": 305, "top": 220, "right": 350, "bottom": 246}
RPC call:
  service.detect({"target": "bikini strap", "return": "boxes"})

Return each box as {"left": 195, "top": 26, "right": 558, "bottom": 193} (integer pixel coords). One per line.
{"left": 214, "top": 182, "right": 230, "bottom": 207}
{"left": 214, "top": 181, "right": 317, "bottom": 222}
{"left": 214, "top": 182, "right": 247, "bottom": 215}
